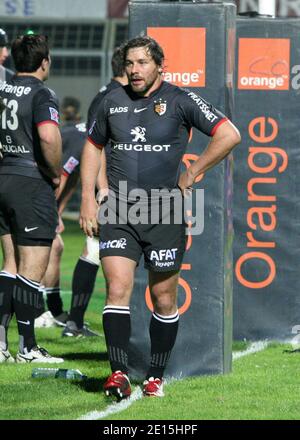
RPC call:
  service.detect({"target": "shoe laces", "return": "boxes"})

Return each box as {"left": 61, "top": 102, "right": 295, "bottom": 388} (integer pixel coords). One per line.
{"left": 34, "top": 346, "right": 50, "bottom": 357}
{"left": 111, "top": 370, "right": 129, "bottom": 383}
{"left": 144, "top": 377, "right": 162, "bottom": 390}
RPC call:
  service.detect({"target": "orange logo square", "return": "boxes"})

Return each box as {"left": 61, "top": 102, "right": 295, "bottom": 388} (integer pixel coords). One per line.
{"left": 147, "top": 27, "right": 206, "bottom": 87}
{"left": 238, "top": 38, "right": 290, "bottom": 90}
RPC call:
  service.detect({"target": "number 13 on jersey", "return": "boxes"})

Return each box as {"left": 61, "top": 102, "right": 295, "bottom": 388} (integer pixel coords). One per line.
{"left": 1, "top": 98, "right": 19, "bottom": 130}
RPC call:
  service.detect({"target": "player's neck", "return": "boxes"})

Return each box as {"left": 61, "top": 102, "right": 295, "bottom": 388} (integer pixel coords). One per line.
{"left": 16, "top": 70, "right": 45, "bottom": 82}
{"left": 114, "top": 75, "right": 128, "bottom": 86}
{"left": 138, "top": 77, "right": 163, "bottom": 98}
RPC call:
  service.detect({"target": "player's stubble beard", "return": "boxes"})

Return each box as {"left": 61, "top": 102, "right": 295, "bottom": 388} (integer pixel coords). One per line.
{"left": 130, "top": 68, "right": 161, "bottom": 96}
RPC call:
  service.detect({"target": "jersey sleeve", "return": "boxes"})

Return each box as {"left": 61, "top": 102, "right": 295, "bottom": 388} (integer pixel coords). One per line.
{"left": 87, "top": 92, "right": 102, "bottom": 129}
{"left": 32, "top": 87, "right": 60, "bottom": 126}
{"left": 178, "top": 89, "right": 227, "bottom": 136}
{"left": 87, "top": 98, "right": 109, "bottom": 149}
{"left": 62, "top": 127, "right": 86, "bottom": 176}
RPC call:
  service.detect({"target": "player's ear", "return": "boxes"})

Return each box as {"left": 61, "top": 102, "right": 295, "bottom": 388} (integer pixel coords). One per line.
{"left": 41, "top": 58, "right": 48, "bottom": 71}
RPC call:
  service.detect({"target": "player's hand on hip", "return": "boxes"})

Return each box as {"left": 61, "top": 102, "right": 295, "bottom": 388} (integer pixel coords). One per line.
{"left": 178, "top": 171, "right": 194, "bottom": 197}
{"left": 96, "top": 187, "right": 109, "bottom": 206}
{"left": 80, "top": 197, "right": 99, "bottom": 237}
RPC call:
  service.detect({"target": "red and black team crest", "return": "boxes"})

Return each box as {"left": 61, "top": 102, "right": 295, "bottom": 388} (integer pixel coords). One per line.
{"left": 154, "top": 99, "right": 167, "bottom": 116}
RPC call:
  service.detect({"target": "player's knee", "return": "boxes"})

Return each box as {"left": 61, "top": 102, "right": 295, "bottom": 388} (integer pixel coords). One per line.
{"left": 106, "top": 280, "right": 132, "bottom": 304}
{"left": 151, "top": 292, "right": 176, "bottom": 315}
{"left": 2, "top": 260, "right": 17, "bottom": 275}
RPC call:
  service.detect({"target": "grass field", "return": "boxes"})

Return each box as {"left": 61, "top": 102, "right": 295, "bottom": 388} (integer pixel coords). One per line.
{"left": 0, "top": 220, "right": 299, "bottom": 420}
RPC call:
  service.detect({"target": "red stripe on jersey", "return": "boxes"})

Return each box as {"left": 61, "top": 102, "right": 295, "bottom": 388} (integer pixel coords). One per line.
{"left": 210, "top": 117, "right": 228, "bottom": 136}
{"left": 36, "top": 120, "right": 59, "bottom": 127}
{"left": 87, "top": 137, "right": 104, "bottom": 150}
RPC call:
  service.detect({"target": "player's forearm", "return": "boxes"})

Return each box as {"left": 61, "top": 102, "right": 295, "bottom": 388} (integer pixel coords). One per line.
{"left": 96, "top": 149, "right": 108, "bottom": 190}
{"left": 81, "top": 141, "right": 102, "bottom": 199}
{"left": 189, "top": 121, "right": 241, "bottom": 180}
{"left": 58, "top": 187, "right": 76, "bottom": 214}
{"left": 39, "top": 127, "right": 62, "bottom": 178}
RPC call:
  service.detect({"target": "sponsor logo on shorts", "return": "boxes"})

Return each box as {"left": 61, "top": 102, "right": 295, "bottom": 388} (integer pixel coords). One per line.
{"left": 149, "top": 248, "right": 178, "bottom": 268}
{"left": 110, "top": 106, "right": 129, "bottom": 114}
{"left": 24, "top": 226, "right": 39, "bottom": 232}
{"left": 100, "top": 238, "right": 127, "bottom": 250}
{"left": 147, "top": 27, "right": 206, "bottom": 87}
{"left": 238, "top": 38, "right": 290, "bottom": 90}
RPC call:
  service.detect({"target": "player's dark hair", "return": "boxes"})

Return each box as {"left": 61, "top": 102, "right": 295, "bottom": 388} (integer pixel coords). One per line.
{"left": 123, "top": 36, "right": 164, "bottom": 67}
{"left": 61, "top": 96, "right": 81, "bottom": 121}
{"left": 62, "top": 96, "right": 80, "bottom": 113}
{"left": 111, "top": 45, "right": 125, "bottom": 77}
{"left": 11, "top": 34, "right": 49, "bottom": 73}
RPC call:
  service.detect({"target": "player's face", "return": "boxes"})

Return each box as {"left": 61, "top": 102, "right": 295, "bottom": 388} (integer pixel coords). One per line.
{"left": 125, "top": 47, "right": 162, "bottom": 96}
{"left": 0, "top": 46, "right": 8, "bottom": 65}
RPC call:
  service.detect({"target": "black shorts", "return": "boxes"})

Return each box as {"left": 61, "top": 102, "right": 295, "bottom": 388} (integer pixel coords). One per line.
{"left": 99, "top": 198, "right": 187, "bottom": 272}
{"left": 0, "top": 175, "right": 58, "bottom": 245}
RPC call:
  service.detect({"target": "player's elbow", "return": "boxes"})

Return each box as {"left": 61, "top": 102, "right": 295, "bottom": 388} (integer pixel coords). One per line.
{"left": 231, "top": 127, "right": 241, "bottom": 148}
{"left": 224, "top": 124, "right": 241, "bottom": 153}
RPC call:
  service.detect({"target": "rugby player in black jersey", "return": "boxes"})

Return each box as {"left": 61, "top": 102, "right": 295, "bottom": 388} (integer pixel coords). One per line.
{"left": 0, "top": 34, "right": 63, "bottom": 363}
{"left": 0, "top": 29, "right": 14, "bottom": 162}
{"left": 34, "top": 96, "right": 87, "bottom": 329}
{"left": 80, "top": 36, "right": 241, "bottom": 398}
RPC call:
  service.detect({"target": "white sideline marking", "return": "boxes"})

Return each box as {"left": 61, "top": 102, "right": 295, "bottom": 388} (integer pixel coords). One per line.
{"left": 233, "top": 340, "right": 269, "bottom": 360}
{"left": 78, "top": 386, "right": 143, "bottom": 420}
{"left": 77, "top": 341, "right": 269, "bottom": 420}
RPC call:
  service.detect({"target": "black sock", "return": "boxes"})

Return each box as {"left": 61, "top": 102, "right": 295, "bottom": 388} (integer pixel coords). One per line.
{"left": 13, "top": 275, "right": 42, "bottom": 353}
{"left": 147, "top": 311, "right": 179, "bottom": 380}
{"left": 0, "top": 271, "right": 15, "bottom": 351}
{"left": 35, "top": 285, "right": 46, "bottom": 318}
{"left": 103, "top": 305, "right": 131, "bottom": 374}
{"left": 68, "top": 258, "right": 98, "bottom": 328}
{"left": 46, "top": 287, "right": 63, "bottom": 317}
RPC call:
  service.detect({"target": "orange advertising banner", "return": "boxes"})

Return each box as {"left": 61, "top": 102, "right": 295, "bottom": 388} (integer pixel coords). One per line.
{"left": 238, "top": 37, "right": 290, "bottom": 90}
{"left": 147, "top": 27, "right": 206, "bottom": 88}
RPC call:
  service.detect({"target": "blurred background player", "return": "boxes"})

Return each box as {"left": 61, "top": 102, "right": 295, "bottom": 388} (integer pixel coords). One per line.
{"left": 62, "top": 44, "right": 128, "bottom": 337}
{"left": 35, "top": 46, "right": 127, "bottom": 337}
{"left": 35, "top": 96, "right": 87, "bottom": 328}
{"left": 0, "top": 28, "right": 14, "bottom": 82}
{"left": 35, "top": 95, "right": 105, "bottom": 336}
{"left": 0, "top": 34, "right": 63, "bottom": 363}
